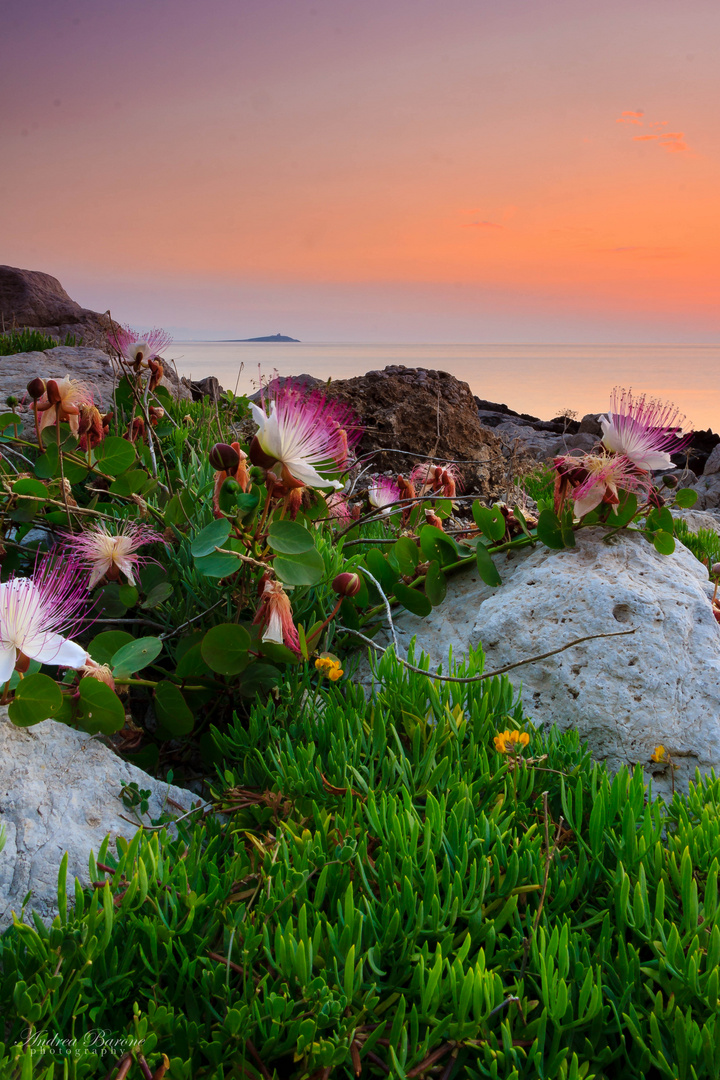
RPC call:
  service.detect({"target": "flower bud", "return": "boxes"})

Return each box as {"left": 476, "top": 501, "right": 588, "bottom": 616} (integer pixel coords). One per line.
{"left": 209, "top": 442, "right": 241, "bottom": 472}
{"left": 711, "top": 562, "right": 720, "bottom": 579}
{"left": 45, "top": 379, "right": 61, "bottom": 405}
{"left": 26, "top": 378, "right": 46, "bottom": 401}
{"left": 662, "top": 474, "right": 679, "bottom": 488}
{"left": 5, "top": 395, "right": 18, "bottom": 408}
{"left": 332, "top": 571, "right": 362, "bottom": 598}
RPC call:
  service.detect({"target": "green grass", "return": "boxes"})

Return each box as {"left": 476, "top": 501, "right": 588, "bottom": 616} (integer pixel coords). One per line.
{"left": 0, "top": 329, "right": 81, "bottom": 356}
{"left": 3, "top": 643, "right": 720, "bottom": 1078}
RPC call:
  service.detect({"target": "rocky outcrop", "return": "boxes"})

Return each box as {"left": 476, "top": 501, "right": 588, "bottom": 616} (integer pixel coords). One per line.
{"left": 0, "top": 265, "right": 122, "bottom": 354}
{"left": 2, "top": 346, "right": 191, "bottom": 409}
{"left": 324, "top": 366, "right": 506, "bottom": 496}
{"left": 380, "top": 528, "right": 720, "bottom": 798}
{"left": 474, "top": 400, "right": 596, "bottom": 463}
{"left": 0, "top": 707, "right": 200, "bottom": 925}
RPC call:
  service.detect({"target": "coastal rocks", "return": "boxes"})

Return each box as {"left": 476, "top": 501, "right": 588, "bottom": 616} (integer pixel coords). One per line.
{"left": 382, "top": 528, "right": 720, "bottom": 798}
{"left": 325, "top": 366, "right": 506, "bottom": 496}
{"left": 2, "top": 346, "right": 191, "bottom": 410}
{"left": 0, "top": 265, "right": 122, "bottom": 354}
{"left": 475, "top": 402, "right": 596, "bottom": 463}
{"left": 182, "top": 375, "right": 223, "bottom": 402}
{"left": 0, "top": 706, "right": 200, "bottom": 925}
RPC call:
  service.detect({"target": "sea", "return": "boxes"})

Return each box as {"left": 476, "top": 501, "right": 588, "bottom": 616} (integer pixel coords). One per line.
{"left": 169, "top": 342, "right": 720, "bottom": 431}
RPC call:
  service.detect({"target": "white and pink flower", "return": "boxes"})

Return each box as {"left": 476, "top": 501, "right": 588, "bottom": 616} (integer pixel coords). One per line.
{"left": 367, "top": 476, "right": 401, "bottom": 513}
{"left": 0, "top": 559, "right": 88, "bottom": 683}
{"left": 601, "top": 387, "right": 693, "bottom": 471}
{"left": 249, "top": 382, "right": 361, "bottom": 491}
{"left": 109, "top": 325, "right": 173, "bottom": 367}
{"left": 36, "top": 375, "right": 93, "bottom": 436}
{"left": 253, "top": 579, "right": 301, "bottom": 654}
{"left": 65, "top": 522, "right": 165, "bottom": 590}
{"left": 554, "top": 452, "right": 651, "bottom": 518}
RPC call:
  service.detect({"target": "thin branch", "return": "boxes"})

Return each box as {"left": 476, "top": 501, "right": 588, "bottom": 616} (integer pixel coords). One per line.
{"left": 337, "top": 626, "right": 637, "bottom": 684}
{"left": 358, "top": 567, "right": 400, "bottom": 654}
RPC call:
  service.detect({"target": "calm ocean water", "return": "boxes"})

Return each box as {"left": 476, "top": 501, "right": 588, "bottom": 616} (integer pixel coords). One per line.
{"left": 170, "top": 342, "right": 720, "bottom": 431}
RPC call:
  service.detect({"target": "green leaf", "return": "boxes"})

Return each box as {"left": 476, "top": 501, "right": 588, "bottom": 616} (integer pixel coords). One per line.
{"left": 194, "top": 550, "right": 243, "bottom": 578}
{"left": 653, "top": 530, "right": 676, "bottom": 555}
{"left": 0, "top": 412, "right": 21, "bottom": 431}
{"left": 88, "top": 630, "right": 134, "bottom": 666}
{"left": 164, "top": 491, "right": 195, "bottom": 527}
{"left": 154, "top": 681, "right": 195, "bottom": 735}
{"left": 537, "top": 508, "right": 566, "bottom": 549}
{"left": 191, "top": 518, "right": 231, "bottom": 558}
{"left": 34, "top": 444, "right": 88, "bottom": 484}
{"left": 93, "top": 436, "right": 136, "bottom": 476}
{"left": 109, "top": 469, "right": 152, "bottom": 497}
{"left": 393, "top": 581, "right": 432, "bottom": 617}
{"left": 657, "top": 506, "right": 675, "bottom": 534}
{"left": 238, "top": 662, "right": 281, "bottom": 698}
{"left": 74, "top": 678, "right": 126, "bottom": 734}
{"left": 609, "top": 492, "right": 638, "bottom": 529}
{"left": 392, "top": 536, "right": 420, "bottom": 575}
{"left": 425, "top": 561, "right": 447, "bottom": 606}
{"left": 273, "top": 547, "right": 325, "bottom": 586}
{"left": 476, "top": 543, "right": 502, "bottom": 587}
{"left": 259, "top": 641, "right": 302, "bottom": 665}
{"left": 472, "top": 503, "right": 506, "bottom": 542}
{"left": 118, "top": 585, "right": 139, "bottom": 608}
{"left": 92, "top": 582, "right": 129, "bottom": 619}
{"left": 112, "top": 637, "right": 163, "bottom": 677}
{"left": 201, "top": 624, "right": 251, "bottom": 675}
{"left": 141, "top": 582, "right": 174, "bottom": 609}
{"left": 8, "top": 674, "right": 62, "bottom": 727}
{"left": 365, "top": 548, "right": 400, "bottom": 593}
{"left": 419, "top": 524, "right": 459, "bottom": 566}
{"left": 175, "top": 642, "right": 213, "bottom": 679}
{"left": 675, "top": 487, "right": 698, "bottom": 509}
{"left": 267, "top": 519, "right": 315, "bottom": 554}
{"left": 12, "top": 478, "right": 48, "bottom": 498}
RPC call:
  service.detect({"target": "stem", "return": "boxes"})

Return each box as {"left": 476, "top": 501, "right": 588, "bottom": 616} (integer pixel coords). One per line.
{"left": 33, "top": 400, "right": 44, "bottom": 451}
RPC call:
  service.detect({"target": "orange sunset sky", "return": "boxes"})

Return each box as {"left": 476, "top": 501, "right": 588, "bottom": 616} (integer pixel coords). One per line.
{"left": 3, "top": 0, "right": 720, "bottom": 342}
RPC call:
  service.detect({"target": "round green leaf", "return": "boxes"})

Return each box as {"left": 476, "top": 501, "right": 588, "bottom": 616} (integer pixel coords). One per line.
{"left": 88, "top": 630, "right": 134, "bottom": 666}
{"left": 267, "top": 520, "right": 315, "bottom": 554}
{"left": 201, "top": 624, "right": 251, "bottom": 675}
{"left": 118, "top": 585, "right": 139, "bottom": 608}
{"left": 94, "top": 436, "right": 136, "bottom": 476}
{"left": 536, "top": 508, "right": 566, "bottom": 550}
{"left": 154, "top": 681, "right": 195, "bottom": 735}
{"left": 74, "top": 677, "right": 125, "bottom": 734}
{"left": 365, "top": 548, "right": 399, "bottom": 593}
{"left": 476, "top": 543, "right": 502, "bottom": 587}
{"left": 8, "top": 673, "right": 62, "bottom": 727}
{"left": 34, "top": 444, "right": 89, "bottom": 484}
{"left": 273, "top": 548, "right": 325, "bottom": 586}
{"left": 419, "top": 524, "right": 459, "bottom": 566}
{"left": 191, "top": 518, "right": 231, "bottom": 558}
{"left": 12, "top": 478, "right": 49, "bottom": 498}
{"left": 141, "top": 582, "right": 173, "bottom": 609}
{"left": 653, "top": 530, "right": 676, "bottom": 556}
{"left": 111, "top": 636, "right": 163, "bottom": 677}
{"left": 675, "top": 487, "right": 698, "bottom": 509}
{"left": 392, "top": 536, "right": 420, "bottom": 575}
{"left": 425, "top": 560, "right": 447, "bottom": 606}
{"left": 393, "top": 581, "right": 432, "bottom": 617}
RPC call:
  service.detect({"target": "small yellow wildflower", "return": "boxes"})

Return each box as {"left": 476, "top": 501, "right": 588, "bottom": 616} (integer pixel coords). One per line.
{"left": 315, "top": 655, "right": 344, "bottom": 682}
{"left": 651, "top": 745, "right": 668, "bottom": 764}
{"left": 494, "top": 730, "right": 530, "bottom": 754}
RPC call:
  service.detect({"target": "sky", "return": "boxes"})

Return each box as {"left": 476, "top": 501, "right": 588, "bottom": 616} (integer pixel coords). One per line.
{"left": 3, "top": 0, "right": 720, "bottom": 342}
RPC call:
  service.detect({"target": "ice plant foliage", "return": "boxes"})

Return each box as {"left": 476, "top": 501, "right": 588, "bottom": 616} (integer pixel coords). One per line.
{"left": 367, "top": 476, "right": 402, "bottom": 511}
{"left": 36, "top": 376, "right": 92, "bottom": 436}
{"left": 109, "top": 325, "right": 173, "bottom": 366}
{"left": 249, "top": 382, "right": 361, "bottom": 490}
{"left": 601, "top": 387, "right": 693, "bottom": 471}
{"left": 0, "top": 559, "right": 88, "bottom": 683}
{"left": 253, "top": 579, "right": 301, "bottom": 654}
{"left": 66, "top": 522, "right": 165, "bottom": 589}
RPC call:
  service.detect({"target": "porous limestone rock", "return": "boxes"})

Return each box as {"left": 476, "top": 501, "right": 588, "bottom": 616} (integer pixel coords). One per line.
{"left": 0, "top": 708, "right": 199, "bottom": 925}
{"left": 1, "top": 345, "right": 191, "bottom": 412}
{"left": 382, "top": 528, "right": 720, "bottom": 798}
{"left": 324, "top": 366, "right": 506, "bottom": 496}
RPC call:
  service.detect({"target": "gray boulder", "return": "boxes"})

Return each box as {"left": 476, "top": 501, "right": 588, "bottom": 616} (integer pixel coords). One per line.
{"left": 0, "top": 707, "right": 201, "bottom": 926}
{"left": 381, "top": 528, "right": 720, "bottom": 798}
{"left": 1, "top": 345, "right": 191, "bottom": 412}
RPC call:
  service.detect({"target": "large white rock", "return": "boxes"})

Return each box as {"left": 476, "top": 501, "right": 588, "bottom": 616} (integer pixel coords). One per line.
{"left": 386, "top": 529, "right": 720, "bottom": 798}
{"left": 0, "top": 708, "right": 199, "bottom": 926}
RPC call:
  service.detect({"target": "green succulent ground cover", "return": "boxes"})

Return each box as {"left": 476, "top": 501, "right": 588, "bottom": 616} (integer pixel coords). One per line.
{"left": 2, "top": 645, "right": 720, "bottom": 1080}
{"left": 0, "top": 330, "right": 80, "bottom": 356}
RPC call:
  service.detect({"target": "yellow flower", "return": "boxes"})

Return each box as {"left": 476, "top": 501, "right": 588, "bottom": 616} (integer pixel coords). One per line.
{"left": 494, "top": 730, "right": 530, "bottom": 754}
{"left": 651, "top": 745, "right": 668, "bottom": 764}
{"left": 315, "top": 655, "right": 343, "bottom": 681}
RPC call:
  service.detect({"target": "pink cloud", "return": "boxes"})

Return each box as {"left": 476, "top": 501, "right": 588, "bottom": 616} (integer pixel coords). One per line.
{"left": 633, "top": 131, "right": 687, "bottom": 152}
{"left": 617, "top": 110, "right": 644, "bottom": 124}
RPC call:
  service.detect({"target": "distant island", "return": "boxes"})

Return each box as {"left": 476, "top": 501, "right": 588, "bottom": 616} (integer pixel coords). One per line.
{"left": 222, "top": 333, "right": 300, "bottom": 343}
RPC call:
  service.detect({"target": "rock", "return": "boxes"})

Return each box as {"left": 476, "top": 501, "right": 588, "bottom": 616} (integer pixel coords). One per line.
{"left": 248, "top": 374, "right": 321, "bottom": 404}
{"left": 182, "top": 375, "right": 223, "bottom": 402}
{"left": 0, "top": 265, "right": 122, "bottom": 354}
{"left": 578, "top": 413, "right": 603, "bottom": 436}
{"left": 379, "top": 528, "right": 720, "bottom": 798}
{"left": 704, "top": 445, "right": 720, "bottom": 476}
{"left": 0, "top": 707, "right": 200, "bottom": 925}
{"left": 690, "top": 475, "right": 720, "bottom": 511}
{"left": 324, "top": 366, "right": 506, "bottom": 496}
{"left": 1, "top": 345, "right": 191, "bottom": 412}
{"left": 489, "top": 422, "right": 597, "bottom": 464}
{"left": 672, "top": 508, "right": 720, "bottom": 534}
